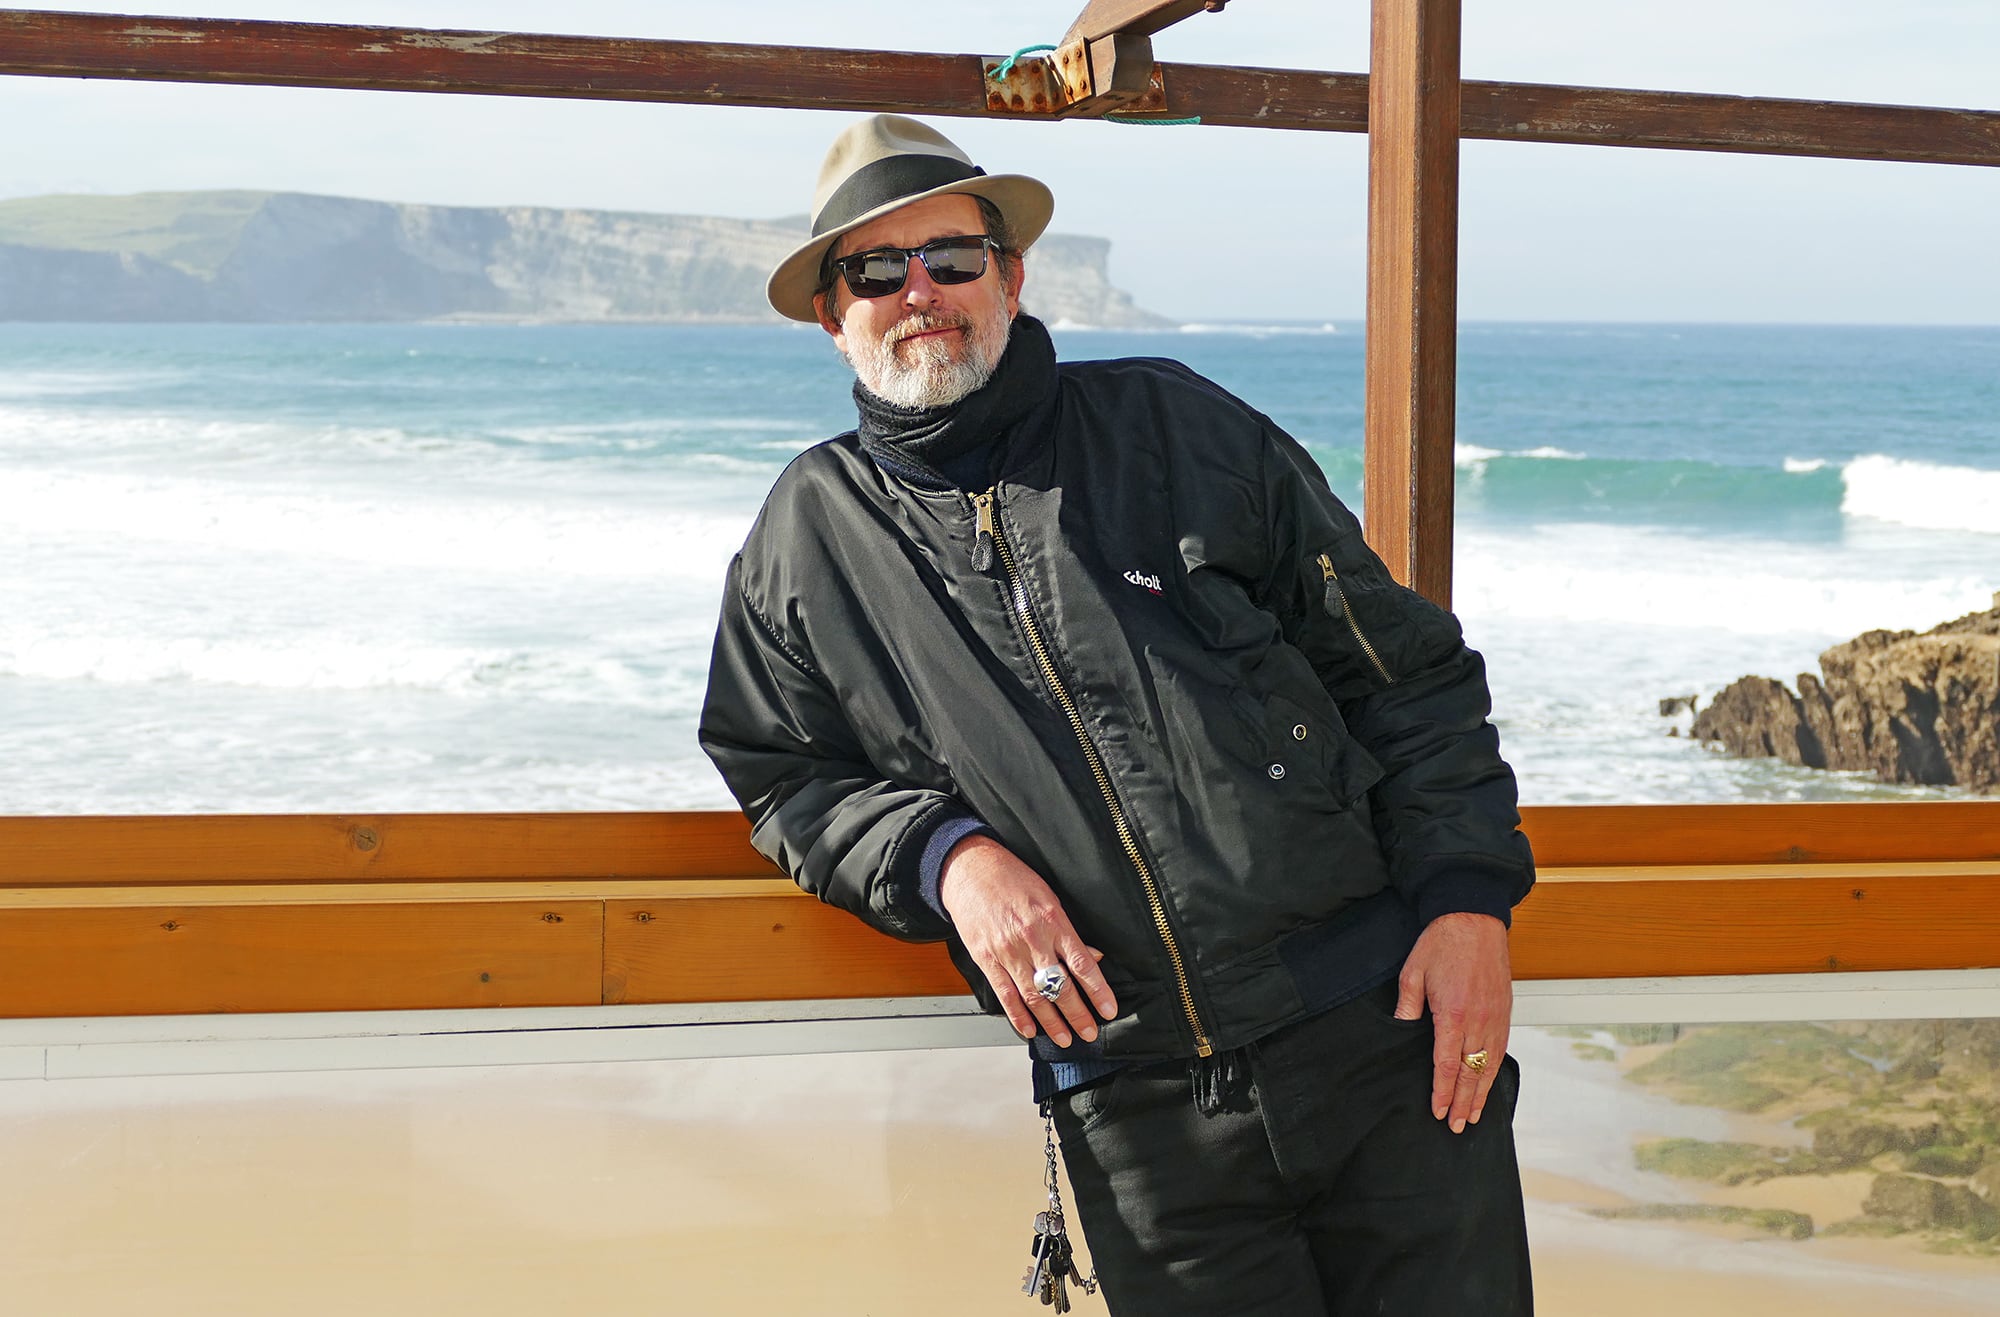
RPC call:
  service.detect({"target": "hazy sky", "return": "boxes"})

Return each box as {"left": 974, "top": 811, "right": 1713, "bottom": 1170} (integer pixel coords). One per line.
{"left": 4, "top": 1, "right": 1997, "bottom": 323}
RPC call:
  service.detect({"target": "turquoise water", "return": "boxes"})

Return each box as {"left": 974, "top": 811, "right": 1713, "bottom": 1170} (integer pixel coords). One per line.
{"left": 1, "top": 321, "right": 1995, "bottom": 812}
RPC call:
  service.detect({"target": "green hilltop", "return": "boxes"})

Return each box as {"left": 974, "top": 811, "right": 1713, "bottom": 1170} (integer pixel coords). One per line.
{"left": 0, "top": 190, "right": 1175, "bottom": 327}
{"left": 0, "top": 190, "right": 277, "bottom": 277}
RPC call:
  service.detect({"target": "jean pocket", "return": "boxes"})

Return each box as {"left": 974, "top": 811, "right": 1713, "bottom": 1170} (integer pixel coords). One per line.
{"left": 1358, "top": 977, "right": 1430, "bottom": 1031}
{"left": 1057, "top": 1071, "right": 1127, "bottom": 1137}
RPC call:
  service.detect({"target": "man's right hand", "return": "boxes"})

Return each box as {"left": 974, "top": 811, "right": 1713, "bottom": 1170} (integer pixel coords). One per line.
{"left": 939, "top": 834, "right": 1119, "bottom": 1047}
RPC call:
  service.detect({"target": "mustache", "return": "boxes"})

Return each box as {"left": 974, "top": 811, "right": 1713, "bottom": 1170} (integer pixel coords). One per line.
{"left": 884, "top": 312, "right": 972, "bottom": 346}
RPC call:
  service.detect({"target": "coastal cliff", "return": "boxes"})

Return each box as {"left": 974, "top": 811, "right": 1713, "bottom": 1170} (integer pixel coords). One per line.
{"left": 1690, "top": 597, "right": 2000, "bottom": 790}
{"left": 0, "top": 190, "right": 1175, "bottom": 328}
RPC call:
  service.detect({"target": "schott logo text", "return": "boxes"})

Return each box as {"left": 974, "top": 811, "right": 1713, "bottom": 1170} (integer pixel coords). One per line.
{"left": 1123, "top": 570, "right": 1164, "bottom": 595}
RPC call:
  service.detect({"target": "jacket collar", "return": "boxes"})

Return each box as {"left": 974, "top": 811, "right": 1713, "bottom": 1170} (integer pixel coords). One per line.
{"left": 853, "top": 314, "right": 1059, "bottom": 492}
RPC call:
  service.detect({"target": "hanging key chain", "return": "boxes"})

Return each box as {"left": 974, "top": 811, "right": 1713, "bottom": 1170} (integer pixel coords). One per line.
{"left": 1023, "top": 1101, "right": 1097, "bottom": 1308}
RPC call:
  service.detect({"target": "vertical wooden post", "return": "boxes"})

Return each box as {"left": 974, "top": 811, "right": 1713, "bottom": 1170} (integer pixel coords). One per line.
{"left": 1363, "top": 0, "right": 1461, "bottom": 607}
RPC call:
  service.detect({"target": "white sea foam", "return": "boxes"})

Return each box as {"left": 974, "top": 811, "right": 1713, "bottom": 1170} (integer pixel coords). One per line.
{"left": 1454, "top": 443, "right": 1584, "bottom": 468}
{"left": 0, "top": 466, "right": 750, "bottom": 582}
{"left": 1841, "top": 453, "right": 2000, "bottom": 535}
{"left": 0, "top": 368, "right": 179, "bottom": 399}
{"left": 0, "top": 627, "right": 710, "bottom": 708}
{"left": 0, "top": 403, "right": 489, "bottom": 466}
{"left": 1176, "top": 322, "right": 1340, "bottom": 336}
{"left": 492, "top": 417, "right": 820, "bottom": 445}
{"left": 1456, "top": 523, "right": 1995, "bottom": 637}
{"left": 1783, "top": 456, "right": 1829, "bottom": 473}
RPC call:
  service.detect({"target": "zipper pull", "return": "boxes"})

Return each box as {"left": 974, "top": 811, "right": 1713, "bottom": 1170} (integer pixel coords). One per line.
{"left": 1318, "top": 552, "right": 1344, "bottom": 620}
{"left": 970, "top": 491, "right": 996, "bottom": 573}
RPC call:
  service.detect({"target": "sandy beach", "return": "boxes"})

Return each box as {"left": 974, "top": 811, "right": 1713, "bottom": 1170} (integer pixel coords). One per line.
{"left": 1, "top": 1033, "right": 1995, "bottom": 1314}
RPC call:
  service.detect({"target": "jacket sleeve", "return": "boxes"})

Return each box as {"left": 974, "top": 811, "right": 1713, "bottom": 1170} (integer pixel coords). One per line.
{"left": 1255, "top": 428, "right": 1536, "bottom": 927}
{"left": 698, "top": 554, "right": 972, "bottom": 943}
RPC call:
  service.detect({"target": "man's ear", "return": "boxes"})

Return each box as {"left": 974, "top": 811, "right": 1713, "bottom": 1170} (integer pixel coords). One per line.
{"left": 1004, "top": 254, "right": 1025, "bottom": 317}
{"left": 813, "top": 291, "right": 846, "bottom": 347}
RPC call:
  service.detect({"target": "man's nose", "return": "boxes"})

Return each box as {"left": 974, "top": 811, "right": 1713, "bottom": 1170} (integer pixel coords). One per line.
{"left": 900, "top": 254, "right": 943, "bottom": 307}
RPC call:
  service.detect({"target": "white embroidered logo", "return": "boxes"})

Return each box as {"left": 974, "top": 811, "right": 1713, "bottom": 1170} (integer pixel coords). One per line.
{"left": 1123, "top": 570, "right": 1164, "bottom": 595}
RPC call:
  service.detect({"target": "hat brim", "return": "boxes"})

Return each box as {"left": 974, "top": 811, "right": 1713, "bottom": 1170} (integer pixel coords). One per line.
{"left": 766, "top": 173, "right": 1054, "bottom": 324}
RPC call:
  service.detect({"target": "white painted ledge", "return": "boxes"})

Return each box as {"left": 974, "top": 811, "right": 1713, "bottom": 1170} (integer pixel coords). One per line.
{"left": 4, "top": 970, "right": 1998, "bottom": 1081}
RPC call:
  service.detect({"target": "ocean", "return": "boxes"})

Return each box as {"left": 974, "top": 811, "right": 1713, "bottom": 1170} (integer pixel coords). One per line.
{"left": 2, "top": 320, "right": 1996, "bottom": 815}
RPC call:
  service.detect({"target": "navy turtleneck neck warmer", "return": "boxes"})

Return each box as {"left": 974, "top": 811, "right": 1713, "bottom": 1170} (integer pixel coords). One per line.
{"left": 852, "top": 313, "right": 1057, "bottom": 493}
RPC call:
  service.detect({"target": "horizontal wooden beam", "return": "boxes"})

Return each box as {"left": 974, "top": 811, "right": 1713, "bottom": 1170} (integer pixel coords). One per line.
{"left": 1514, "top": 866, "right": 2000, "bottom": 981}
{"left": 2, "top": 804, "right": 1998, "bottom": 1018}
{"left": 0, "top": 896, "right": 604, "bottom": 1016}
{"left": 605, "top": 893, "right": 966, "bottom": 1004}
{"left": 2, "top": 11, "right": 1996, "bottom": 166}
{"left": 1517, "top": 801, "right": 2000, "bottom": 868}
{"left": 9, "top": 803, "right": 1994, "bottom": 886}
{"left": 5, "top": 860, "right": 1998, "bottom": 1017}
{"left": 0, "top": 811, "right": 776, "bottom": 885}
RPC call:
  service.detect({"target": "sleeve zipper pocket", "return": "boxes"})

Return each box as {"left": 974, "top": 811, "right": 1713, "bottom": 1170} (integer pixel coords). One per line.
{"left": 1318, "top": 552, "right": 1395, "bottom": 685}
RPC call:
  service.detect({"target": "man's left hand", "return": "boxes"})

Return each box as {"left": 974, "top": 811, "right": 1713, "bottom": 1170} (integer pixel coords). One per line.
{"left": 1393, "top": 912, "right": 1511, "bottom": 1135}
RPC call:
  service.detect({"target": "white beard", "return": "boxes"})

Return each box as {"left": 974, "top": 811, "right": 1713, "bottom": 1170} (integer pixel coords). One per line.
{"left": 844, "top": 301, "right": 1013, "bottom": 410}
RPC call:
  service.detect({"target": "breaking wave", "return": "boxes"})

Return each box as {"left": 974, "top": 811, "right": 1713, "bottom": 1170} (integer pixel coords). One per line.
{"left": 1840, "top": 454, "right": 2000, "bottom": 535}
{"left": 1311, "top": 446, "right": 2000, "bottom": 532}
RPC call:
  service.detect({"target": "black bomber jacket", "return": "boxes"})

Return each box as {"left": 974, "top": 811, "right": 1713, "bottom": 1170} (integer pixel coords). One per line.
{"left": 699, "top": 332, "right": 1534, "bottom": 1064}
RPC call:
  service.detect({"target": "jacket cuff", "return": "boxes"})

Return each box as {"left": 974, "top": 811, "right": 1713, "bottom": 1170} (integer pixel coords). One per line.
{"left": 1412, "top": 862, "right": 1528, "bottom": 929}
{"left": 915, "top": 813, "right": 993, "bottom": 924}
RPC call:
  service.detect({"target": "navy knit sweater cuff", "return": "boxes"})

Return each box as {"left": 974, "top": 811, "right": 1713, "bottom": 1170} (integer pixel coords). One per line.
{"left": 1415, "top": 870, "right": 1519, "bottom": 930}
{"left": 917, "top": 814, "right": 992, "bottom": 923}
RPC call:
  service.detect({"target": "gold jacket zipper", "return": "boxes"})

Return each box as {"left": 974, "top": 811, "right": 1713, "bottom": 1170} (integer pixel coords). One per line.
{"left": 1318, "top": 552, "right": 1394, "bottom": 685}
{"left": 973, "top": 489, "right": 1212, "bottom": 1057}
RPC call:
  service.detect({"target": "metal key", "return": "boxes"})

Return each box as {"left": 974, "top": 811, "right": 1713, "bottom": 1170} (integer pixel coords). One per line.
{"left": 1023, "top": 1106, "right": 1099, "bottom": 1308}
{"left": 1046, "top": 1234, "right": 1073, "bottom": 1312}
{"left": 1022, "top": 1219, "right": 1056, "bottom": 1297}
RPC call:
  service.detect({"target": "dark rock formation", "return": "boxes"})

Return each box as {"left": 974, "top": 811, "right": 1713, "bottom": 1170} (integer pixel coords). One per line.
{"left": 1812, "top": 1116, "right": 1928, "bottom": 1168}
{"left": 1690, "top": 597, "right": 2000, "bottom": 790}
{"left": 1862, "top": 1173, "right": 1999, "bottom": 1236}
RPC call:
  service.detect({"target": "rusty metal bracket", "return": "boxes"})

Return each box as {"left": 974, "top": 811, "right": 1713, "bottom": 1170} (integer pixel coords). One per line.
{"left": 984, "top": 34, "right": 1168, "bottom": 119}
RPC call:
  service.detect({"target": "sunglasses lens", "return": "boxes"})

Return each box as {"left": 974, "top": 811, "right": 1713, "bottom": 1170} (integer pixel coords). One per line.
{"left": 921, "top": 239, "right": 990, "bottom": 285}
{"left": 834, "top": 238, "right": 990, "bottom": 299}
{"left": 841, "top": 250, "right": 909, "bottom": 299}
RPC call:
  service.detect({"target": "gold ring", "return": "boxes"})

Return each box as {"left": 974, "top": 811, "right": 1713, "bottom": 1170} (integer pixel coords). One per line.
{"left": 1462, "top": 1049, "right": 1490, "bottom": 1072}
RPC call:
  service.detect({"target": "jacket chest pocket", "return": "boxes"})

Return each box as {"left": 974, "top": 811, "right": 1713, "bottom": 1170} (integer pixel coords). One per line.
{"left": 1251, "top": 689, "right": 1383, "bottom": 807}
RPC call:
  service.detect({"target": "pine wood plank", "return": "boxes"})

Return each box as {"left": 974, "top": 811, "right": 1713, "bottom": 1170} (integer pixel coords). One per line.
{"left": 1512, "top": 873, "right": 2000, "bottom": 980}
{"left": 0, "top": 878, "right": 788, "bottom": 908}
{"left": 3, "top": 806, "right": 1998, "bottom": 1015}
{"left": 0, "top": 811, "right": 775, "bottom": 885}
{"left": 0, "top": 899, "right": 604, "bottom": 1018}
{"left": 604, "top": 895, "right": 964, "bottom": 1004}
{"left": 1519, "top": 802, "right": 2000, "bottom": 868}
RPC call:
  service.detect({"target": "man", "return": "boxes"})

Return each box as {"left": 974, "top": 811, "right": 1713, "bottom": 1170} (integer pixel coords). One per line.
{"left": 701, "top": 114, "right": 1535, "bottom": 1315}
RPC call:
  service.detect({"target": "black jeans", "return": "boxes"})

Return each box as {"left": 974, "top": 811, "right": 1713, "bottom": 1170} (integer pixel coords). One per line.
{"left": 1051, "top": 980, "right": 1533, "bottom": 1316}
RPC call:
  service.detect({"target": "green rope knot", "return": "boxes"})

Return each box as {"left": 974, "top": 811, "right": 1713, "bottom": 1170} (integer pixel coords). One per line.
{"left": 989, "top": 44, "right": 1057, "bottom": 81}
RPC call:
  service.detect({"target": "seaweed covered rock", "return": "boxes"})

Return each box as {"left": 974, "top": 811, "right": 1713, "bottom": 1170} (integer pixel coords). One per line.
{"left": 1814, "top": 1117, "right": 1915, "bottom": 1167}
{"left": 1690, "top": 598, "right": 2000, "bottom": 789}
{"left": 1863, "top": 1174, "right": 2000, "bottom": 1237}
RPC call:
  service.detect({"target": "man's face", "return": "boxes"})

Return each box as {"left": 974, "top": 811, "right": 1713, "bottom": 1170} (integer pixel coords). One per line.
{"left": 815, "top": 193, "right": 1022, "bottom": 409}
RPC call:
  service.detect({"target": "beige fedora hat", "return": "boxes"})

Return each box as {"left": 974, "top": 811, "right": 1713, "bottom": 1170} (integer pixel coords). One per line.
{"left": 766, "top": 114, "right": 1054, "bottom": 323}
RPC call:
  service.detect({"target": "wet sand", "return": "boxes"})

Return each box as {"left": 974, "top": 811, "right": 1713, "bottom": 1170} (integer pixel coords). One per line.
{"left": 0, "top": 1037, "right": 1994, "bottom": 1314}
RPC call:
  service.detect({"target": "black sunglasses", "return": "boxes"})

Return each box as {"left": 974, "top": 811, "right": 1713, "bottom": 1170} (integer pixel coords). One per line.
{"left": 828, "top": 235, "right": 998, "bottom": 300}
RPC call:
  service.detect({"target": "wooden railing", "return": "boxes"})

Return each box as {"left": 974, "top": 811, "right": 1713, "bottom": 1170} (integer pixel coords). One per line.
{"left": 3, "top": 803, "right": 1996, "bottom": 1019}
